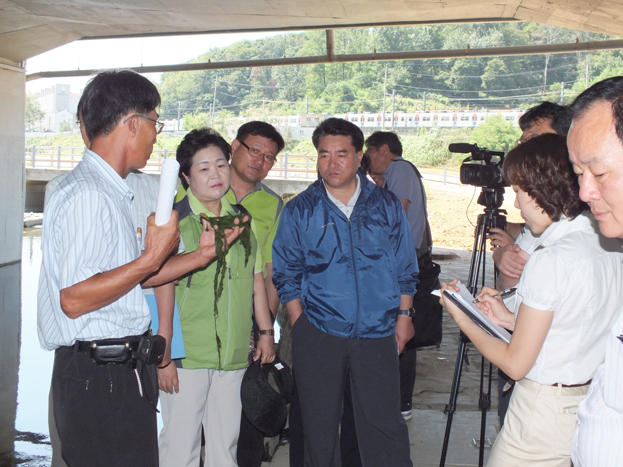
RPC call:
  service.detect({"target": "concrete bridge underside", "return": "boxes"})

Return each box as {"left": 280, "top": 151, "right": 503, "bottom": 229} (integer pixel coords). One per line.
{"left": 3, "top": 0, "right": 623, "bottom": 460}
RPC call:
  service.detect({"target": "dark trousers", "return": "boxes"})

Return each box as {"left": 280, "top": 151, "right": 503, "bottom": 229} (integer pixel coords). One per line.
{"left": 237, "top": 411, "right": 265, "bottom": 467}
{"left": 289, "top": 377, "right": 362, "bottom": 467}
{"left": 340, "top": 379, "right": 363, "bottom": 467}
{"left": 292, "top": 314, "right": 412, "bottom": 467}
{"left": 338, "top": 345, "right": 417, "bottom": 467}
{"left": 289, "top": 385, "right": 306, "bottom": 467}
{"left": 399, "top": 348, "right": 417, "bottom": 411}
{"left": 52, "top": 345, "right": 159, "bottom": 467}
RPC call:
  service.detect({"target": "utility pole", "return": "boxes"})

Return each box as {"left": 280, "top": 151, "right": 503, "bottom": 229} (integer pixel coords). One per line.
{"left": 585, "top": 54, "right": 590, "bottom": 88}
{"left": 560, "top": 82, "right": 565, "bottom": 105}
{"left": 391, "top": 89, "right": 395, "bottom": 129}
{"left": 305, "top": 95, "right": 308, "bottom": 114}
{"left": 543, "top": 54, "right": 550, "bottom": 93}
{"left": 422, "top": 91, "right": 426, "bottom": 111}
{"left": 177, "top": 102, "right": 181, "bottom": 131}
{"left": 211, "top": 72, "right": 218, "bottom": 128}
{"left": 382, "top": 65, "right": 387, "bottom": 130}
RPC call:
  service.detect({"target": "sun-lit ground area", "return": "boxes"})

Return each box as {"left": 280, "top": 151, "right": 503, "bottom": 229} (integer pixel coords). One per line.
{"left": 425, "top": 180, "right": 523, "bottom": 251}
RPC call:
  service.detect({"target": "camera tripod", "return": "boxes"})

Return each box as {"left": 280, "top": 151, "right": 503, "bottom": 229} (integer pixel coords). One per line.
{"left": 439, "top": 187, "right": 507, "bottom": 467}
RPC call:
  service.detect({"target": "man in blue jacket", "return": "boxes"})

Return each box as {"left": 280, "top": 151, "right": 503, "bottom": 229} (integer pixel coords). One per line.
{"left": 272, "top": 118, "right": 418, "bottom": 466}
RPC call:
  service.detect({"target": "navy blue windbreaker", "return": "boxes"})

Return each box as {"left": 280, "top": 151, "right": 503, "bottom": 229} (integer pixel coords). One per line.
{"left": 272, "top": 171, "right": 419, "bottom": 339}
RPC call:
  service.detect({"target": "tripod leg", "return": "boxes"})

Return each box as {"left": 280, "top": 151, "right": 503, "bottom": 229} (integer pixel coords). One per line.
{"left": 441, "top": 207, "right": 505, "bottom": 467}
{"left": 439, "top": 334, "right": 468, "bottom": 467}
{"left": 477, "top": 359, "right": 493, "bottom": 467}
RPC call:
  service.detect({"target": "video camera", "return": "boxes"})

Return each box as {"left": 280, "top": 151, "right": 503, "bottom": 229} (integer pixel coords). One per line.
{"left": 449, "top": 143, "right": 507, "bottom": 189}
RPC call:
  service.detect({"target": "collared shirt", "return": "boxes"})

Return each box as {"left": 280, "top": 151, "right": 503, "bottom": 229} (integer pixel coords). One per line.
{"left": 225, "top": 182, "right": 283, "bottom": 264}
{"left": 506, "top": 213, "right": 623, "bottom": 385}
{"left": 125, "top": 170, "right": 185, "bottom": 258}
{"left": 572, "top": 304, "right": 623, "bottom": 466}
{"left": 323, "top": 175, "right": 361, "bottom": 219}
{"left": 514, "top": 226, "right": 538, "bottom": 254}
{"left": 38, "top": 149, "right": 150, "bottom": 350}
{"left": 187, "top": 187, "right": 263, "bottom": 275}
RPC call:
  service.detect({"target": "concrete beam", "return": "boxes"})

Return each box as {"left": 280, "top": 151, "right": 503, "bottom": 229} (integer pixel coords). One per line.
{"left": 27, "top": 38, "right": 623, "bottom": 80}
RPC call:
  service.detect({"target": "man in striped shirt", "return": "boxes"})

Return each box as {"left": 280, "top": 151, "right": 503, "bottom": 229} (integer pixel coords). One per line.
{"left": 38, "top": 70, "right": 244, "bottom": 467}
{"left": 569, "top": 76, "right": 623, "bottom": 467}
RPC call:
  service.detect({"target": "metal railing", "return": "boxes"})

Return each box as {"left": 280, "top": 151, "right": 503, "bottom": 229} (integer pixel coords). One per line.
{"left": 25, "top": 145, "right": 319, "bottom": 180}
{"left": 24, "top": 145, "right": 460, "bottom": 184}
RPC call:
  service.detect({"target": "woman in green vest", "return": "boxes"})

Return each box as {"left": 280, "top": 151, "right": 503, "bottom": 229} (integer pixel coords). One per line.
{"left": 158, "top": 128, "right": 275, "bottom": 467}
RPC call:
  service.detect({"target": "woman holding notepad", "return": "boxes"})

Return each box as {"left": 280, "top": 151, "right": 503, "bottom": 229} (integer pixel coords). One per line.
{"left": 440, "top": 133, "right": 623, "bottom": 467}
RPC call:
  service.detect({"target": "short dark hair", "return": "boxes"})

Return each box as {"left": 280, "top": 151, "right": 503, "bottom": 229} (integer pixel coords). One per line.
{"left": 235, "top": 121, "right": 285, "bottom": 153}
{"left": 518, "top": 101, "right": 571, "bottom": 136}
{"left": 360, "top": 152, "right": 372, "bottom": 175}
{"left": 176, "top": 128, "right": 231, "bottom": 190}
{"left": 77, "top": 69, "right": 161, "bottom": 142}
{"left": 571, "top": 76, "right": 623, "bottom": 144}
{"left": 503, "top": 133, "right": 587, "bottom": 222}
{"left": 364, "top": 131, "right": 403, "bottom": 157}
{"left": 312, "top": 118, "right": 364, "bottom": 152}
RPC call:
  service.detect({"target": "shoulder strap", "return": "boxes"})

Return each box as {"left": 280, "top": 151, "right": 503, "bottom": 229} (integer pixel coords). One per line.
{"left": 173, "top": 196, "right": 192, "bottom": 222}
{"left": 391, "top": 159, "right": 433, "bottom": 257}
{"left": 232, "top": 203, "right": 252, "bottom": 221}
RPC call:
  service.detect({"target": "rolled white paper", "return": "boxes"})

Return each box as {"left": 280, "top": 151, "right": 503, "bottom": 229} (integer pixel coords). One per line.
{"left": 155, "top": 158, "right": 180, "bottom": 226}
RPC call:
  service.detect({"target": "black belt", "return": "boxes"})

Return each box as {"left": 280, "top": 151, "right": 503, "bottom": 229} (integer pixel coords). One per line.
{"left": 72, "top": 331, "right": 150, "bottom": 365}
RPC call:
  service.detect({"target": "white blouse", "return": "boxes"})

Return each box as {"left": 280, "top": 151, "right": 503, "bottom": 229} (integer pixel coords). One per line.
{"left": 507, "top": 213, "right": 623, "bottom": 385}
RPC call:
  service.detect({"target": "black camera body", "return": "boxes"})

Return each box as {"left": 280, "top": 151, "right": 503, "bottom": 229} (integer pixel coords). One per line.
{"left": 449, "top": 143, "right": 507, "bottom": 189}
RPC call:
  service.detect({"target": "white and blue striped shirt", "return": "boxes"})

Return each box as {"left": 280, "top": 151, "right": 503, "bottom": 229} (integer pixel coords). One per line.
{"left": 38, "top": 149, "right": 150, "bottom": 350}
{"left": 572, "top": 308, "right": 623, "bottom": 466}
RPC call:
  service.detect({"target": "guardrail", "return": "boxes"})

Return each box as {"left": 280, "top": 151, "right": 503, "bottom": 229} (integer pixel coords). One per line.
{"left": 25, "top": 145, "right": 319, "bottom": 180}
{"left": 25, "top": 145, "right": 460, "bottom": 184}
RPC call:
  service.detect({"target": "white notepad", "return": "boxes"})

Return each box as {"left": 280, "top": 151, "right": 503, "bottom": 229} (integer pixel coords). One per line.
{"left": 443, "top": 281, "right": 512, "bottom": 343}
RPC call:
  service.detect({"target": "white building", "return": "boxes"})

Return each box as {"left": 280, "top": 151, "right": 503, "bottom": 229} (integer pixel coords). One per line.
{"left": 35, "top": 84, "right": 80, "bottom": 132}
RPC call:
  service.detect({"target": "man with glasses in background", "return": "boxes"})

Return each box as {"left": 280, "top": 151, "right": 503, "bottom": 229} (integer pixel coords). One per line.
{"left": 226, "top": 121, "right": 285, "bottom": 319}
{"left": 226, "top": 121, "right": 286, "bottom": 467}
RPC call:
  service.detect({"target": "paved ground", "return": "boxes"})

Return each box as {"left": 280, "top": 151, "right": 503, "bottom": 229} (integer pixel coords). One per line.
{"left": 264, "top": 246, "right": 501, "bottom": 466}
{"left": 10, "top": 245, "right": 501, "bottom": 466}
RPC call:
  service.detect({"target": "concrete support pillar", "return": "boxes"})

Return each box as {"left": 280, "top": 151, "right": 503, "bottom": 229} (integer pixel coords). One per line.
{"left": 0, "top": 60, "right": 25, "bottom": 462}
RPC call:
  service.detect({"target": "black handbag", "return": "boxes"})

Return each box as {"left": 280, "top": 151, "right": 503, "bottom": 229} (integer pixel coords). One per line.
{"left": 406, "top": 256, "right": 443, "bottom": 350}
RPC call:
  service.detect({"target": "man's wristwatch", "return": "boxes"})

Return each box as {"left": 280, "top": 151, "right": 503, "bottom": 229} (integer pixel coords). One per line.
{"left": 259, "top": 329, "right": 274, "bottom": 336}
{"left": 398, "top": 308, "right": 415, "bottom": 318}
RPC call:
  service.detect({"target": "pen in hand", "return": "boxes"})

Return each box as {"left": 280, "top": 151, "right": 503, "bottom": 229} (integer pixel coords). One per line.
{"left": 472, "top": 287, "right": 517, "bottom": 304}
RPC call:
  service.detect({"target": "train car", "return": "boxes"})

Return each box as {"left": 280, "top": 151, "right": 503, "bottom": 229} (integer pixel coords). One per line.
{"left": 394, "top": 112, "right": 407, "bottom": 128}
{"left": 347, "top": 113, "right": 365, "bottom": 127}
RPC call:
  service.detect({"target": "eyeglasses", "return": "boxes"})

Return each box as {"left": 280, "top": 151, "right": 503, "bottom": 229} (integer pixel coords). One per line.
{"left": 516, "top": 133, "right": 539, "bottom": 147}
{"left": 123, "top": 114, "right": 165, "bottom": 134}
{"left": 239, "top": 140, "right": 277, "bottom": 165}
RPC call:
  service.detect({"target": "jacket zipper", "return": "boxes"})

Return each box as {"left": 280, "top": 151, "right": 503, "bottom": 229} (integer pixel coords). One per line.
{"left": 349, "top": 213, "right": 361, "bottom": 337}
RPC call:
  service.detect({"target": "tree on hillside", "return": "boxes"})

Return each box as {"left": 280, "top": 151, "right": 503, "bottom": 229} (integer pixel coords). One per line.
{"left": 471, "top": 115, "right": 521, "bottom": 154}
{"left": 25, "top": 93, "right": 44, "bottom": 130}
{"left": 157, "top": 22, "right": 616, "bottom": 116}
